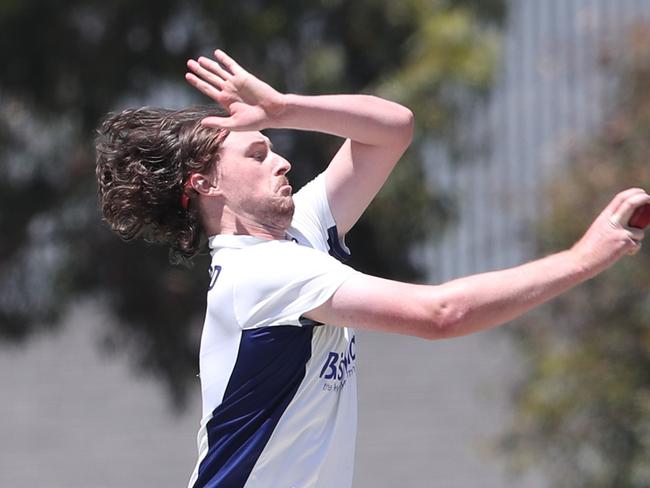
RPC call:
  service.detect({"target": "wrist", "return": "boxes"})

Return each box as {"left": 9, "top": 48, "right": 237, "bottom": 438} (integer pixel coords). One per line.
{"left": 265, "top": 92, "right": 290, "bottom": 128}
{"left": 567, "top": 242, "right": 611, "bottom": 280}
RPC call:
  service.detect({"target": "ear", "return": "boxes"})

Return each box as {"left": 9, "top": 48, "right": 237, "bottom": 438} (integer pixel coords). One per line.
{"left": 189, "top": 172, "right": 222, "bottom": 197}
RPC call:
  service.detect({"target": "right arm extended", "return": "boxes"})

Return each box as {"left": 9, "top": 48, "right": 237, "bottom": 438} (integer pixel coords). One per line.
{"left": 305, "top": 188, "right": 649, "bottom": 339}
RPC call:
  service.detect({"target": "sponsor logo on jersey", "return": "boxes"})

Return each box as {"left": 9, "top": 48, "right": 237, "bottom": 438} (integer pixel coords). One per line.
{"left": 319, "top": 335, "right": 356, "bottom": 392}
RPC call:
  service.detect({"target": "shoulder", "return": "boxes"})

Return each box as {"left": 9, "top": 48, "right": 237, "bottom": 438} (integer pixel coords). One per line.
{"left": 239, "top": 239, "right": 349, "bottom": 283}
{"left": 229, "top": 240, "right": 356, "bottom": 329}
{"left": 288, "top": 174, "right": 351, "bottom": 259}
{"left": 288, "top": 174, "right": 332, "bottom": 243}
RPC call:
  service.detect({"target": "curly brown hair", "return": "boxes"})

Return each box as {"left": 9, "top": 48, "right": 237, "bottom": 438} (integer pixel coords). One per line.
{"left": 95, "top": 106, "right": 229, "bottom": 265}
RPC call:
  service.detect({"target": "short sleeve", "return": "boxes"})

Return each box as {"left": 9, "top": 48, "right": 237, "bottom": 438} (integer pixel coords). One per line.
{"left": 233, "top": 240, "right": 356, "bottom": 330}
{"left": 289, "top": 173, "right": 351, "bottom": 260}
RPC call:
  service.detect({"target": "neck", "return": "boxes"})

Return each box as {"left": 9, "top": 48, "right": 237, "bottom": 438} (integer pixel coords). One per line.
{"left": 196, "top": 197, "right": 293, "bottom": 240}
{"left": 201, "top": 204, "right": 288, "bottom": 240}
{"left": 221, "top": 215, "right": 287, "bottom": 240}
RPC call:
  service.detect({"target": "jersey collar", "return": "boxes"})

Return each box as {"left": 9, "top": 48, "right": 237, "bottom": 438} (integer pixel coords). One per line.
{"left": 208, "top": 234, "right": 271, "bottom": 251}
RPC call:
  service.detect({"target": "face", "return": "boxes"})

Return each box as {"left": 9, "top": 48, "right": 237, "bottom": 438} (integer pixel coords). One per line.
{"left": 214, "top": 131, "right": 294, "bottom": 231}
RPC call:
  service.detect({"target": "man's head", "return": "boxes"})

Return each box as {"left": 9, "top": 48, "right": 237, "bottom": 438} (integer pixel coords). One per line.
{"left": 196, "top": 130, "right": 294, "bottom": 238}
{"left": 95, "top": 106, "right": 228, "bottom": 264}
{"left": 96, "top": 107, "right": 297, "bottom": 264}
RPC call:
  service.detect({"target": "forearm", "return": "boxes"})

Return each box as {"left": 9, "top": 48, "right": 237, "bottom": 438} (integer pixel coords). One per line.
{"left": 271, "top": 93, "right": 414, "bottom": 147}
{"left": 430, "top": 249, "right": 594, "bottom": 338}
{"left": 311, "top": 248, "right": 597, "bottom": 340}
{"left": 187, "top": 51, "right": 413, "bottom": 146}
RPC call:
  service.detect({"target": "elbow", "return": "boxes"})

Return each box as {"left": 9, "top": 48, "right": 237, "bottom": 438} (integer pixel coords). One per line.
{"left": 420, "top": 298, "right": 467, "bottom": 341}
{"left": 379, "top": 97, "right": 413, "bottom": 149}
{"left": 396, "top": 107, "right": 414, "bottom": 148}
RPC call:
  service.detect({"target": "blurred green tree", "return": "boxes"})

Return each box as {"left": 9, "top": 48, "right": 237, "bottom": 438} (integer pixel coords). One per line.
{"left": 502, "top": 24, "right": 650, "bottom": 488}
{"left": 0, "top": 0, "right": 504, "bottom": 408}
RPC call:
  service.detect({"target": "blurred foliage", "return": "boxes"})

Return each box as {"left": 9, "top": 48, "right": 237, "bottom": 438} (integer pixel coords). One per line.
{"left": 0, "top": 0, "right": 504, "bottom": 409}
{"left": 503, "top": 24, "right": 650, "bottom": 487}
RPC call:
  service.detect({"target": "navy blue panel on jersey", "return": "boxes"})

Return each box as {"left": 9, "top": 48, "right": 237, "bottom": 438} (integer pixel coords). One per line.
{"left": 326, "top": 226, "right": 351, "bottom": 262}
{"left": 193, "top": 325, "right": 315, "bottom": 488}
{"left": 298, "top": 316, "right": 323, "bottom": 327}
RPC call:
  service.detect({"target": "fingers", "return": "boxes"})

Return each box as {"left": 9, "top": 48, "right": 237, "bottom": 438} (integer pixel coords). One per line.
{"left": 627, "top": 234, "right": 643, "bottom": 255}
{"left": 629, "top": 226, "right": 645, "bottom": 242}
{"left": 198, "top": 56, "right": 232, "bottom": 81}
{"left": 184, "top": 72, "right": 225, "bottom": 104}
{"left": 188, "top": 49, "right": 242, "bottom": 81}
{"left": 609, "top": 190, "right": 650, "bottom": 227}
{"left": 606, "top": 188, "right": 645, "bottom": 219}
{"left": 187, "top": 59, "right": 226, "bottom": 90}
{"left": 213, "top": 49, "right": 242, "bottom": 75}
{"left": 627, "top": 243, "right": 642, "bottom": 256}
{"left": 185, "top": 46, "right": 240, "bottom": 89}
{"left": 185, "top": 50, "right": 244, "bottom": 104}
{"left": 602, "top": 188, "right": 649, "bottom": 257}
{"left": 617, "top": 194, "right": 648, "bottom": 255}
{"left": 201, "top": 115, "right": 236, "bottom": 129}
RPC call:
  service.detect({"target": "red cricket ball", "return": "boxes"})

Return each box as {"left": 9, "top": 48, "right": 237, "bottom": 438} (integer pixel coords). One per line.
{"left": 629, "top": 203, "right": 650, "bottom": 229}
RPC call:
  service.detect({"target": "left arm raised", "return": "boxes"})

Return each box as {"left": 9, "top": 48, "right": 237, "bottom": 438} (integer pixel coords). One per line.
{"left": 185, "top": 50, "right": 413, "bottom": 235}
{"left": 272, "top": 94, "right": 413, "bottom": 235}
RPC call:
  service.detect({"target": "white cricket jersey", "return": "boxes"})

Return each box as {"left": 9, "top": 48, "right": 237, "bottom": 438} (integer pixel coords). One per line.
{"left": 188, "top": 174, "right": 359, "bottom": 488}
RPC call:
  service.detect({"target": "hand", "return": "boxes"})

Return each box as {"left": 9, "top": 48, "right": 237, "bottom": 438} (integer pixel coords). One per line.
{"left": 185, "top": 49, "right": 286, "bottom": 131}
{"left": 572, "top": 188, "right": 650, "bottom": 273}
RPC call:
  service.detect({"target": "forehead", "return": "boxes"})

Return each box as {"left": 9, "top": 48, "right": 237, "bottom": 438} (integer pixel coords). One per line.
{"left": 220, "top": 131, "right": 271, "bottom": 154}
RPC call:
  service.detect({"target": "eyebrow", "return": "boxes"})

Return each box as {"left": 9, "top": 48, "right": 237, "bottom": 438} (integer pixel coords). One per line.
{"left": 245, "top": 139, "right": 273, "bottom": 153}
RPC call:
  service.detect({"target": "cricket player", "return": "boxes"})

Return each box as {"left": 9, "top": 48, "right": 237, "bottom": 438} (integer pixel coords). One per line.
{"left": 95, "top": 50, "right": 649, "bottom": 488}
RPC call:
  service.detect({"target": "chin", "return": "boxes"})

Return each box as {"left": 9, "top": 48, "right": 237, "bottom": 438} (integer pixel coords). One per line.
{"left": 278, "top": 199, "right": 295, "bottom": 226}
{"left": 263, "top": 197, "right": 295, "bottom": 229}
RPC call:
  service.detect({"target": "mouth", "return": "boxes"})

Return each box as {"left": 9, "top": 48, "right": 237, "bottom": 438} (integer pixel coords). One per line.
{"left": 277, "top": 178, "right": 292, "bottom": 195}
{"left": 278, "top": 184, "right": 293, "bottom": 196}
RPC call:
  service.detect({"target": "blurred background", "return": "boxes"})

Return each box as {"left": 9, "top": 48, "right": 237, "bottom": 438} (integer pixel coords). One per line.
{"left": 1, "top": 0, "right": 650, "bottom": 487}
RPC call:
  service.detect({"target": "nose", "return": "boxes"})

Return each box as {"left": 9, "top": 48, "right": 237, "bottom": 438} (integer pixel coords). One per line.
{"left": 274, "top": 156, "right": 291, "bottom": 176}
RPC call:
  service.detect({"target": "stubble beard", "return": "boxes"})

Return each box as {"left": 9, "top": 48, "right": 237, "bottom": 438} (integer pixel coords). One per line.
{"left": 266, "top": 196, "right": 295, "bottom": 230}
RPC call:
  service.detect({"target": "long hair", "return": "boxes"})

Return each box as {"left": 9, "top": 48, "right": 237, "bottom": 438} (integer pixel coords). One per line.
{"left": 95, "top": 106, "right": 228, "bottom": 265}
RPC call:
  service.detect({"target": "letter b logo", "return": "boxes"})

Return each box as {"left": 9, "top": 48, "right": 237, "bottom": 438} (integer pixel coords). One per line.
{"left": 319, "top": 352, "right": 339, "bottom": 379}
